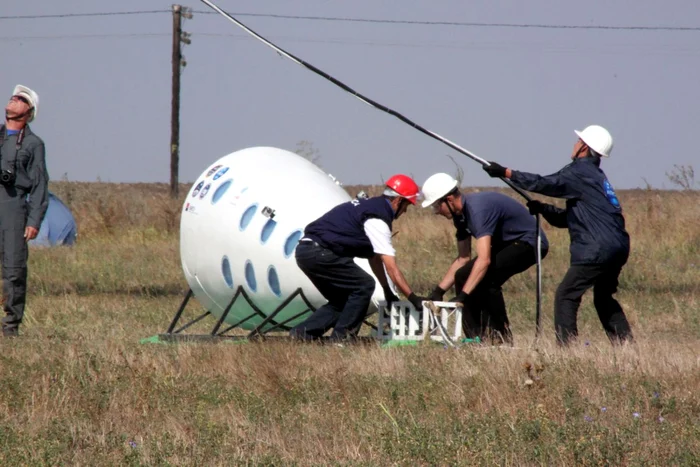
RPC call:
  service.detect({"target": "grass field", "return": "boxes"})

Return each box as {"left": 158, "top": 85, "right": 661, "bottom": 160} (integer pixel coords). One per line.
{"left": 0, "top": 181, "right": 698, "bottom": 465}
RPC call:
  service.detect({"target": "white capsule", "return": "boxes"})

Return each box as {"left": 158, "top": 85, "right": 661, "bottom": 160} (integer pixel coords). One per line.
{"left": 180, "top": 146, "right": 390, "bottom": 332}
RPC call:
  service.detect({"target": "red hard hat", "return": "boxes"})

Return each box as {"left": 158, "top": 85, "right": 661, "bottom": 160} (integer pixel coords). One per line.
{"left": 385, "top": 174, "right": 419, "bottom": 205}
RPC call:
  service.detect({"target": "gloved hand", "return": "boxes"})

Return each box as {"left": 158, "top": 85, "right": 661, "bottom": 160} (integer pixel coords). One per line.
{"left": 383, "top": 287, "right": 399, "bottom": 308}
{"left": 452, "top": 291, "right": 471, "bottom": 308}
{"left": 527, "top": 200, "right": 545, "bottom": 215}
{"left": 482, "top": 161, "right": 507, "bottom": 178}
{"left": 428, "top": 285, "right": 446, "bottom": 302}
{"left": 408, "top": 293, "right": 426, "bottom": 311}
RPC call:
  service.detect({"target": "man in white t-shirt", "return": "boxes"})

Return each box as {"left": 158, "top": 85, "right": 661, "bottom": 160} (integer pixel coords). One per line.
{"left": 290, "top": 174, "right": 427, "bottom": 341}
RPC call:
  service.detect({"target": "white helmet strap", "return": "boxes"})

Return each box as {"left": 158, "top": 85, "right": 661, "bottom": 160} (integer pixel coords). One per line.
{"left": 6, "top": 109, "right": 31, "bottom": 122}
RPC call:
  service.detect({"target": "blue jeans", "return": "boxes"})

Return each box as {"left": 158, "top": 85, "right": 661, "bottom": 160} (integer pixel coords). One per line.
{"left": 290, "top": 242, "right": 375, "bottom": 340}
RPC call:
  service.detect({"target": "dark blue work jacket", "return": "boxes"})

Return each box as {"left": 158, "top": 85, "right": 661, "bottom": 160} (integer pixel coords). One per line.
{"left": 510, "top": 156, "right": 630, "bottom": 265}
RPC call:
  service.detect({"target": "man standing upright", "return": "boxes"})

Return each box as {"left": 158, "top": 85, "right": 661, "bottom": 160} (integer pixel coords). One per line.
{"left": 290, "top": 174, "right": 426, "bottom": 342}
{"left": 1, "top": 85, "right": 49, "bottom": 337}
{"left": 483, "top": 125, "right": 633, "bottom": 345}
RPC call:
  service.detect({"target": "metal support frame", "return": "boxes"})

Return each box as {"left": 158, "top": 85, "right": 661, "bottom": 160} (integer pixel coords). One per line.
{"left": 247, "top": 288, "right": 314, "bottom": 338}
{"left": 159, "top": 285, "right": 388, "bottom": 344}
{"left": 160, "top": 286, "right": 317, "bottom": 342}
{"left": 166, "top": 288, "right": 194, "bottom": 333}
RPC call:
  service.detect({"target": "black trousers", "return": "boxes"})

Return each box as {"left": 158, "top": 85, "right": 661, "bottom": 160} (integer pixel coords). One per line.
{"left": 554, "top": 262, "right": 633, "bottom": 345}
{"left": 454, "top": 241, "right": 543, "bottom": 343}
{"left": 290, "top": 241, "right": 375, "bottom": 341}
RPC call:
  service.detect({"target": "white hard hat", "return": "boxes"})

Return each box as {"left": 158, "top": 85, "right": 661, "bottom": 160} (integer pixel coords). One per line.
{"left": 12, "top": 84, "right": 39, "bottom": 122}
{"left": 421, "top": 173, "right": 459, "bottom": 208}
{"left": 574, "top": 125, "right": 613, "bottom": 157}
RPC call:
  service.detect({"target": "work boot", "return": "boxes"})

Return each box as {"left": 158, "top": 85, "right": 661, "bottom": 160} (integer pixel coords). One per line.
{"left": 2, "top": 327, "right": 19, "bottom": 338}
{"left": 289, "top": 328, "right": 318, "bottom": 342}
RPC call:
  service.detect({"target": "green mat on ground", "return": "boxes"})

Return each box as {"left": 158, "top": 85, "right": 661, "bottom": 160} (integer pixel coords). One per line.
{"left": 380, "top": 339, "right": 421, "bottom": 348}
{"left": 139, "top": 335, "right": 251, "bottom": 345}
{"left": 139, "top": 335, "right": 170, "bottom": 345}
{"left": 461, "top": 337, "right": 481, "bottom": 344}
{"left": 139, "top": 334, "right": 477, "bottom": 347}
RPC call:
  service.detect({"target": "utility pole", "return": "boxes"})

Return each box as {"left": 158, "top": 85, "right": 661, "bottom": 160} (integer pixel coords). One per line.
{"left": 170, "top": 4, "right": 192, "bottom": 198}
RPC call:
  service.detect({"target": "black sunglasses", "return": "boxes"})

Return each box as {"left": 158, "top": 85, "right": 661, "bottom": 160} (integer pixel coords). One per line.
{"left": 13, "top": 95, "right": 30, "bottom": 105}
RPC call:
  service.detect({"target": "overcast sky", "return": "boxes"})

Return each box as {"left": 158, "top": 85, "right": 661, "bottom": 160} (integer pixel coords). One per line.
{"left": 2, "top": 1, "right": 698, "bottom": 189}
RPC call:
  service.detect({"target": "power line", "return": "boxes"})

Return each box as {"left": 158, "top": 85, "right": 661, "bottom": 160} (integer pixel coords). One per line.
{"left": 0, "top": 33, "right": 167, "bottom": 41}
{"left": 0, "top": 10, "right": 698, "bottom": 32}
{"left": 191, "top": 11, "right": 700, "bottom": 32}
{"left": 0, "top": 11, "right": 169, "bottom": 20}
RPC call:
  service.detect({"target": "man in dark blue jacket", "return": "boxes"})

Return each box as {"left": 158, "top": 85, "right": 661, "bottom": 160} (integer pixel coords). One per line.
{"left": 483, "top": 125, "right": 633, "bottom": 345}
{"left": 290, "top": 174, "right": 426, "bottom": 341}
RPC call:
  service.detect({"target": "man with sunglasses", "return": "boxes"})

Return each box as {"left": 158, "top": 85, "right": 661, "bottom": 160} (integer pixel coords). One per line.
{"left": 421, "top": 173, "right": 548, "bottom": 344}
{"left": 482, "top": 125, "right": 633, "bottom": 346}
{"left": 290, "top": 174, "right": 427, "bottom": 342}
{"left": 1, "top": 85, "right": 49, "bottom": 337}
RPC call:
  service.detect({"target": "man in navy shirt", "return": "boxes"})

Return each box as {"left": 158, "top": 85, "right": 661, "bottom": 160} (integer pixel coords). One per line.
{"left": 483, "top": 124, "right": 633, "bottom": 345}
{"left": 421, "top": 173, "right": 548, "bottom": 344}
{"left": 290, "top": 174, "right": 427, "bottom": 342}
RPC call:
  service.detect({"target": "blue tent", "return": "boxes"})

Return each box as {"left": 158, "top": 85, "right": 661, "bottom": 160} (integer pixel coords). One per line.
{"left": 29, "top": 192, "right": 77, "bottom": 247}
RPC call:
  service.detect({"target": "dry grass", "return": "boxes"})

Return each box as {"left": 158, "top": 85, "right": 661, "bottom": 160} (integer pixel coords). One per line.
{"left": 0, "top": 181, "right": 698, "bottom": 465}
